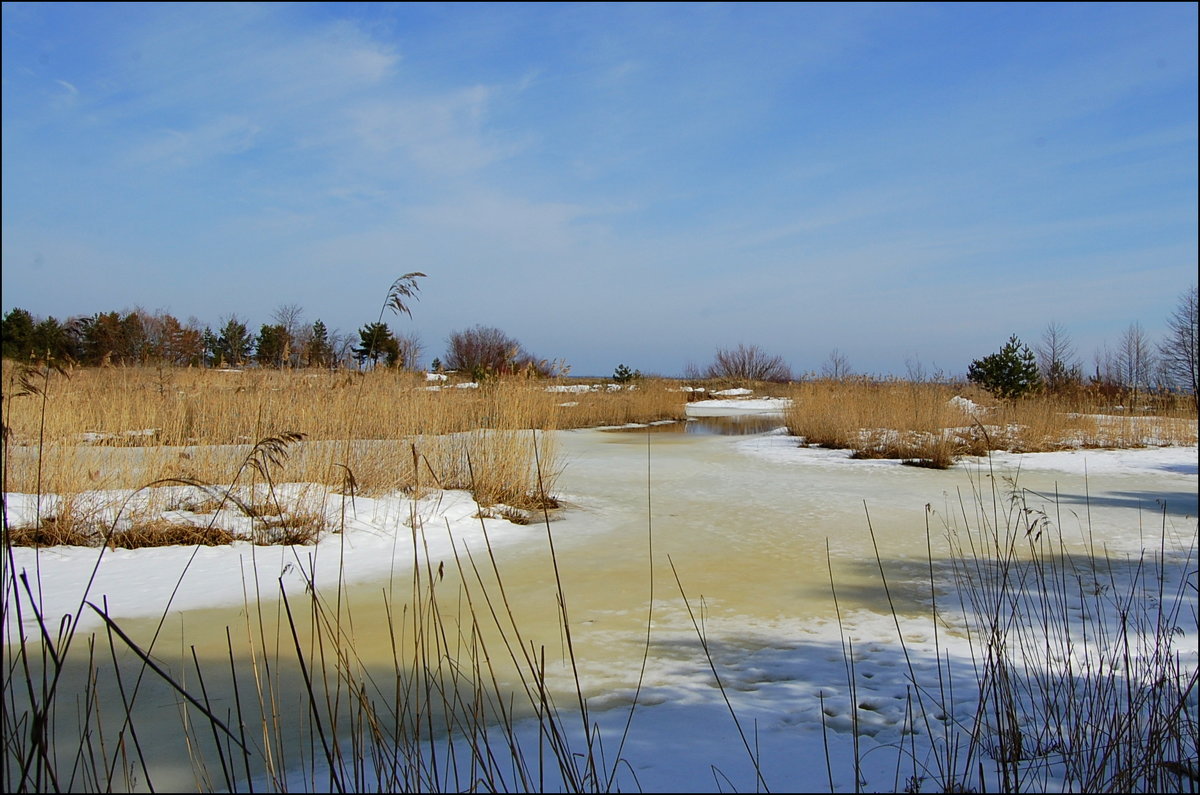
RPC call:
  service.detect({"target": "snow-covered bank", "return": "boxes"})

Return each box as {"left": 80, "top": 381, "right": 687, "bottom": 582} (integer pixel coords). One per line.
{"left": 684, "top": 396, "right": 792, "bottom": 416}
{"left": 3, "top": 486, "right": 544, "bottom": 638}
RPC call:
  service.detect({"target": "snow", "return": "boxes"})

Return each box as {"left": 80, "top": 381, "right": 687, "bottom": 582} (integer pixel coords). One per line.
{"left": 948, "top": 394, "right": 984, "bottom": 414}
{"left": 685, "top": 396, "right": 792, "bottom": 416}
{"left": 3, "top": 487, "right": 550, "bottom": 638}
{"left": 4, "top": 403, "right": 1197, "bottom": 793}
{"left": 545, "top": 382, "right": 626, "bottom": 392}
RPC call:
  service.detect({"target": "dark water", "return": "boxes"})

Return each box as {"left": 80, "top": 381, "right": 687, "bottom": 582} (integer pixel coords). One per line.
{"left": 604, "top": 414, "right": 787, "bottom": 436}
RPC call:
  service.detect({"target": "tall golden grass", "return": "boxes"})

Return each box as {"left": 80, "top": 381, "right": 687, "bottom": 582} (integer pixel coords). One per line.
{"left": 784, "top": 379, "right": 1197, "bottom": 467}
{"left": 1, "top": 362, "right": 687, "bottom": 505}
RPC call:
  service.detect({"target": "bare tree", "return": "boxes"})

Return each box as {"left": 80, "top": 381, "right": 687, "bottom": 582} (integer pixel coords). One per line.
{"left": 271, "top": 303, "right": 304, "bottom": 335}
{"left": 1037, "top": 321, "right": 1082, "bottom": 392}
{"left": 706, "top": 343, "right": 791, "bottom": 383}
{"left": 394, "top": 331, "right": 425, "bottom": 371}
{"left": 905, "top": 355, "right": 928, "bottom": 383}
{"left": 820, "top": 349, "right": 852, "bottom": 381}
{"left": 1092, "top": 341, "right": 1119, "bottom": 391}
{"left": 1115, "top": 322, "right": 1156, "bottom": 397}
{"left": 271, "top": 303, "right": 305, "bottom": 367}
{"left": 1160, "top": 285, "right": 1198, "bottom": 408}
{"left": 329, "top": 329, "right": 356, "bottom": 368}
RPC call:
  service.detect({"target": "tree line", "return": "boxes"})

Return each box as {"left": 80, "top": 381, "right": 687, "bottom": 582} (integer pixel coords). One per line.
{"left": 1, "top": 284, "right": 1196, "bottom": 406}
{"left": 0, "top": 304, "right": 565, "bottom": 378}
{"left": 0, "top": 304, "right": 364, "bottom": 369}
{"left": 963, "top": 285, "right": 1197, "bottom": 408}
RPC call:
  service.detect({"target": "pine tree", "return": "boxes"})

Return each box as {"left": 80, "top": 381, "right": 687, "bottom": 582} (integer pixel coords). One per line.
{"left": 968, "top": 334, "right": 1042, "bottom": 399}
{"left": 217, "top": 316, "right": 253, "bottom": 367}
{"left": 612, "top": 363, "right": 641, "bottom": 383}
{"left": 306, "top": 319, "right": 334, "bottom": 368}
{"left": 2, "top": 308, "right": 36, "bottom": 359}
{"left": 354, "top": 322, "right": 400, "bottom": 367}
{"left": 255, "top": 324, "right": 290, "bottom": 368}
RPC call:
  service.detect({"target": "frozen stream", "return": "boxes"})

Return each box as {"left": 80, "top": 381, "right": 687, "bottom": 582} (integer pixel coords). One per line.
{"left": 6, "top": 412, "right": 1197, "bottom": 792}
{"left": 415, "top": 420, "right": 1198, "bottom": 695}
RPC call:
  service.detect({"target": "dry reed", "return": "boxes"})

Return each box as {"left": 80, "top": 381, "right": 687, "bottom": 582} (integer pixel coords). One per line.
{"left": 785, "top": 379, "right": 1197, "bottom": 467}
{"left": 1, "top": 362, "right": 687, "bottom": 506}
{"left": 828, "top": 467, "right": 1200, "bottom": 793}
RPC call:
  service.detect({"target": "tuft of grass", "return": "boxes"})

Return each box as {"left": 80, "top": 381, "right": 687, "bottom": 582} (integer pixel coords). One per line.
{"left": 4, "top": 516, "right": 97, "bottom": 547}
{"left": 107, "top": 518, "right": 236, "bottom": 549}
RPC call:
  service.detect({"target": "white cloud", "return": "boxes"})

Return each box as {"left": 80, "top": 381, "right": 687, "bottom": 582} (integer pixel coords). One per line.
{"left": 131, "top": 115, "right": 262, "bottom": 167}
{"left": 347, "top": 86, "right": 513, "bottom": 175}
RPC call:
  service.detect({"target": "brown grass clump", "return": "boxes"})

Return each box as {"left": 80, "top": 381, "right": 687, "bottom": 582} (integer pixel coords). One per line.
{"left": 980, "top": 395, "right": 1197, "bottom": 451}
{"left": 4, "top": 517, "right": 97, "bottom": 548}
{"left": 107, "top": 518, "right": 236, "bottom": 549}
{"left": 2, "top": 491, "right": 109, "bottom": 547}
{"left": 786, "top": 379, "right": 974, "bottom": 467}
{"left": 251, "top": 509, "right": 326, "bottom": 545}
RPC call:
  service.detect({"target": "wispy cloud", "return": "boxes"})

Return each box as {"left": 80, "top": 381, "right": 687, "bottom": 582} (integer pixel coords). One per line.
{"left": 129, "top": 115, "right": 262, "bottom": 167}
{"left": 346, "top": 87, "right": 517, "bottom": 176}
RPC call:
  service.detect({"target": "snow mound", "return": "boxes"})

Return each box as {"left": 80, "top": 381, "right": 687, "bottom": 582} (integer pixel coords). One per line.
{"left": 949, "top": 395, "right": 983, "bottom": 414}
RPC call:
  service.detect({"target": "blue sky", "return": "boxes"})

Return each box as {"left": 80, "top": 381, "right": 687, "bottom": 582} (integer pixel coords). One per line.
{"left": 3, "top": 2, "right": 1196, "bottom": 377}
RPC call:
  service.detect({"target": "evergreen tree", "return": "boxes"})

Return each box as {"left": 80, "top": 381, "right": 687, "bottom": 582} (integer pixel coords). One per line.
{"left": 216, "top": 316, "right": 253, "bottom": 366}
{"left": 117, "top": 311, "right": 149, "bottom": 364}
{"left": 255, "top": 323, "right": 290, "bottom": 368}
{"left": 612, "top": 363, "right": 641, "bottom": 383}
{"left": 30, "top": 316, "right": 72, "bottom": 361}
{"left": 201, "top": 328, "right": 221, "bottom": 367}
{"left": 353, "top": 322, "right": 401, "bottom": 367}
{"left": 306, "top": 319, "right": 334, "bottom": 368}
{"left": 968, "top": 334, "right": 1042, "bottom": 399}
{"left": 75, "top": 312, "right": 121, "bottom": 365}
{"left": 1, "top": 308, "right": 35, "bottom": 359}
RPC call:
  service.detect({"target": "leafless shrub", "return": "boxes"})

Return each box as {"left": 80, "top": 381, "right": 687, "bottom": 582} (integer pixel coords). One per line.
{"left": 445, "top": 325, "right": 530, "bottom": 376}
{"left": 706, "top": 343, "right": 792, "bottom": 383}
{"left": 394, "top": 330, "right": 425, "bottom": 371}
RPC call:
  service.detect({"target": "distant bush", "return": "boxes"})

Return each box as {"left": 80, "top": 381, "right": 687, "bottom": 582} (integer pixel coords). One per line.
{"left": 445, "top": 325, "right": 524, "bottom": 375}
{"left": 706, "top": 343, "right": 791, "bottom": 383}
{"left": 444, "top": 325, "right": 567, "bottom": 379}
{"left": 612, "top": 363, "right": 641, "bottom": 383}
